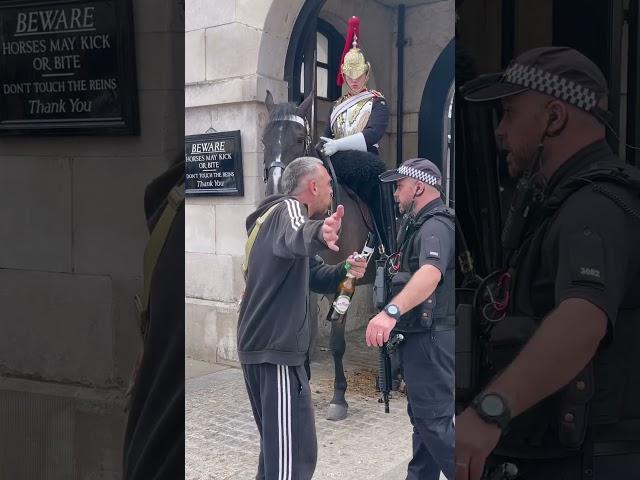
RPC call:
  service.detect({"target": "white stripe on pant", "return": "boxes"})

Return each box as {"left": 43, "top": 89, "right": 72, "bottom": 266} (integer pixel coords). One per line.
{"left": 278, "top": 365, "right": 292, "bottom": 480}
{"left": 242, "top": 363, "right": 317, "bottom": 480}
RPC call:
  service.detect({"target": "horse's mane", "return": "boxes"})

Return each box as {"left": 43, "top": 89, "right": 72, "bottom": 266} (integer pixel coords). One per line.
{"left": 268, "top": 102, "right": 299, "bottom": 123}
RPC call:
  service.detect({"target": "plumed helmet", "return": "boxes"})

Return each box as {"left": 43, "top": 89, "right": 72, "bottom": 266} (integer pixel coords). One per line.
{"left": 337, "top": 16, "right": 370, "bottom": 86}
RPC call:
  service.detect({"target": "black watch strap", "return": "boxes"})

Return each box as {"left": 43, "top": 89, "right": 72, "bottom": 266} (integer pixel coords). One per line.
{"left": 384, "top": 304, "right": 402, "bottom": 320}
{"left": 471, "top": 392, "right": 511, "bottom": 431}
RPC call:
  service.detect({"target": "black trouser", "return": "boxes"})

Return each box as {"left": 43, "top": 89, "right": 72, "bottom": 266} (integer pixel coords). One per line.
{"left": 242, "top": 363, "right": 317, "bottom": 480}
{"left": 399, "top": 329, "right": 455, "bottom": 480}
{"left": 486, "top": 452, "right": 640, "bottom": 479}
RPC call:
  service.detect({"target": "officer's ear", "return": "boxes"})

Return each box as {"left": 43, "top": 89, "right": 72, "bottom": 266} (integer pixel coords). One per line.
{"left": 545, "top": 100, "right": 568, "bottom": 137}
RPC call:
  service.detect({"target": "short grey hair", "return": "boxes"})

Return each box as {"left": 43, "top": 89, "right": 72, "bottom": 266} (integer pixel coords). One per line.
{"left": 281, "top": 157, "right": 324, "bottom": 195}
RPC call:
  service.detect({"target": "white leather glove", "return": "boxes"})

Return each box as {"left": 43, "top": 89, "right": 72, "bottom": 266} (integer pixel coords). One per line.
{"left": 320, "top": 133, "right": 367, "bottom": 156}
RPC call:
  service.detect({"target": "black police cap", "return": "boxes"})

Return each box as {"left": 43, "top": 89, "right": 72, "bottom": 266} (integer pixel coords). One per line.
{"left": 461, "top": 46, "right": 609, "bottom": 118}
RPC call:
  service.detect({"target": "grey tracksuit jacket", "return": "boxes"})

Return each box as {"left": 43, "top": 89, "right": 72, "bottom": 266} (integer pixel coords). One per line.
{"left": 237, "top": 194, "right": 346, "bottom": 366}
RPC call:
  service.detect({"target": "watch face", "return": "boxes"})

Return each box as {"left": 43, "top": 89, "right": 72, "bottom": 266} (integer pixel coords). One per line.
{"left": 481, "top": 395, "right": 505, "bottom": 417}
{"left": 387, "top": 305, "right": 399, "bottom": 315}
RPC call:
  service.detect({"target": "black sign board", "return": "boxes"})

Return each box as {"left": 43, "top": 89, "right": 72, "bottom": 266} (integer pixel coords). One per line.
{"left": 185, "top": 131, "right": 244, "bottom": 196}
{"left": 0, "top": 0, "right": 139, "bottom": 135}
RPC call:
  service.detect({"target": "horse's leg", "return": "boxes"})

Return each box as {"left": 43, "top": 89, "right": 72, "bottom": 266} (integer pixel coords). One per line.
{"left": 326, "top": 315, "right": 348, "bottom": 421}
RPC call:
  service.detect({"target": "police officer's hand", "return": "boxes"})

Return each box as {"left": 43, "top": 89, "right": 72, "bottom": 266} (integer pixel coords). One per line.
{"left": 346, "top": 252, "right": 367, "bottom": 279}
{"left": 319, "top": 136, "right": 338, "bottom": 156}
{"left": 455, "top": 407, "right": 501, "bottom": 480}
{"left": 365, "top": 311, "right": 397, "bottom": 347}
{"left": 322, "top": 204, "right": 343, "bottom": 251}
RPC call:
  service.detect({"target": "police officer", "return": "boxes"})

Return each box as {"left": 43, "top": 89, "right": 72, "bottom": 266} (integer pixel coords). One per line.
{"left": 456, "top": 47, "right": 640, "bottom": 479}
{"left": 366, "top": 158, "right": 455, "bottom": 480}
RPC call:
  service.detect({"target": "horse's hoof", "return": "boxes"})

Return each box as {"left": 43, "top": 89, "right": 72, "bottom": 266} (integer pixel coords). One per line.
{"left": 326, "top": 403, "right": 348, "bottom": 421}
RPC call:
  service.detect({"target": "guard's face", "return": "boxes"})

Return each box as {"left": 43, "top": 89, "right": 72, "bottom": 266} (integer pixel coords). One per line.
{"left": 394, "top": 177, "right": 419, "bottom": 214}
{"left": 345, "top": 72, "right": 368, "bottom": 94}
{"left": 495, "top": 92, "right": 549, "bottom": 178}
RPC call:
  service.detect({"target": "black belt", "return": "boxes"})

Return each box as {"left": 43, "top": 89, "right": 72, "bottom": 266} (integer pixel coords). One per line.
{"left": 395, "top": 315, "right": 456, "bottom": 333}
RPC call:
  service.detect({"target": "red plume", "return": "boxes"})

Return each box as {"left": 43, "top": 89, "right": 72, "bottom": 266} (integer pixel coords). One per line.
{"left": 337, "top": 16, "right": 360, "bottom": 86}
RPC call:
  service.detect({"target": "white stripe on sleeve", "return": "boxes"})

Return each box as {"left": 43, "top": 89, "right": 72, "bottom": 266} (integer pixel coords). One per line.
{"left": 284, "top": 200, "right": 300, "bottom": 231}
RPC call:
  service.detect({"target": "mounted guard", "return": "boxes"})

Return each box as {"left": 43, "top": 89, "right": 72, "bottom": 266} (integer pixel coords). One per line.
{"left": 319, "top": 15, "right": 394, "bottom": 253}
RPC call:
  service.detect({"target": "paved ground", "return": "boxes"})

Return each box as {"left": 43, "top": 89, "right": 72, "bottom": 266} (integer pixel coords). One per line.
{"left": 186, "top": 328, "right": 448, "bottom": 480}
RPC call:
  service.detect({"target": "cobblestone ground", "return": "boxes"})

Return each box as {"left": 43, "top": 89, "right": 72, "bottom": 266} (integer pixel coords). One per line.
{"left": 186, "top": 328, "right": 447, "bottom": 480}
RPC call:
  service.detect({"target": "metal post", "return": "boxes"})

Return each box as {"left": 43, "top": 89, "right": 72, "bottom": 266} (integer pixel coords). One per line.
{"left": 396, "top": 4, "right": 406, "bottom": 166}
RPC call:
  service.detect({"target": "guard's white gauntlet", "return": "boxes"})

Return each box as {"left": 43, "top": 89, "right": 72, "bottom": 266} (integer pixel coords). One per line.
{"left": 320, "top": 133, "right": 367, "bottom": 156}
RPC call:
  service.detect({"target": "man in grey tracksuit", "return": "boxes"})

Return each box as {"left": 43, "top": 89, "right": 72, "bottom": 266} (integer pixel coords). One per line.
{"left": 238, "top": 157, "right": 367, "bottom": 480}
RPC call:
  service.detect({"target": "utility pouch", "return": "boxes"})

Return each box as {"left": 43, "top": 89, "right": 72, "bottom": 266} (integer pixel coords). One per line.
{"left": 374, "top": 258, "right": 388, "bottom": 310}
{"left": 557, "top": 364, "right": 594, "bottom": 450}
{"left": 455, "top": 301, "right": 478, "bottom": 404}
{"left": 420, "top": 296, "right": 435, "bottom": 330}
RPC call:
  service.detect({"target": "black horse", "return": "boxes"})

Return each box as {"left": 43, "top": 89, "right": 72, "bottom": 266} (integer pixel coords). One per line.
{"left": 262, "top": 89, "right": 383, "bottom": 420}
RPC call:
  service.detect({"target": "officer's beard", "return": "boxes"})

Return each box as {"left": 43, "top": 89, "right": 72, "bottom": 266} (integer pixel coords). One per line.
{"left": 399, "top": 187, "right": 423, "bottom": 219}
{"left": 518, "top": 110, "right": 567, "bottom": 186}
{"left": 399, "top": 198, "right": 415, "bottom": 216}
{"left": 508, "top": 130, "right": 554, "bottom": 189}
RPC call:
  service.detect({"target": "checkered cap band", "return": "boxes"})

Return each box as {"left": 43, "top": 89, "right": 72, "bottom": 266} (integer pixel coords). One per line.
{"left": 398, "top": 166, "right": 440, "bottom": 186}
{"left": 504, "top": 63, "right": 598, "bottom": 111}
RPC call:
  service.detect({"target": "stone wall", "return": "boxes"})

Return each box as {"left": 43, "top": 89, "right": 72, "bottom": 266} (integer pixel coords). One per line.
{"left": 0, "top": 1, "right": 183, "bottom": 477}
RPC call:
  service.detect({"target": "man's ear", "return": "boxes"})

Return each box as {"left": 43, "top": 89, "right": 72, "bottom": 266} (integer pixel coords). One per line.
{"left": 546, "top": 100, "right": 568, "bottom": 137}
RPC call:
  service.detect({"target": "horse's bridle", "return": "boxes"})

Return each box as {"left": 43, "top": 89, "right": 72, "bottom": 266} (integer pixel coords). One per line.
{"left": 263, "top": 114, "right": 312, "bottom": 183}
{"left": 262, "top": 114, "right": 340, "bottom": 213}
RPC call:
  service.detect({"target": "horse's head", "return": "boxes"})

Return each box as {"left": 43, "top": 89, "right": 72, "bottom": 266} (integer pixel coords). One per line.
{"left": 262, "top": 89, "right": 314, "bottom": 195}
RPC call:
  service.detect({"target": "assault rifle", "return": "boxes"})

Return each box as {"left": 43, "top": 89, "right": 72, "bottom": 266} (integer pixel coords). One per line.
{"left": 378, "top": 333, "right": 404, "bottom": 412}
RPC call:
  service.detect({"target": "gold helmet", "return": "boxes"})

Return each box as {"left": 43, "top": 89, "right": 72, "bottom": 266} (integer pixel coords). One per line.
{"left": 337, "top": 16, "right": 370, "bottom": 85}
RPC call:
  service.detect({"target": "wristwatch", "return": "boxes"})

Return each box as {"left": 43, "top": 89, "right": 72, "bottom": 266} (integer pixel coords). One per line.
{"left": 384, "top": 304, "right": 402, "bottom": 320}
{"left": 471, "top": 392, "right": 512, "bottom": 431}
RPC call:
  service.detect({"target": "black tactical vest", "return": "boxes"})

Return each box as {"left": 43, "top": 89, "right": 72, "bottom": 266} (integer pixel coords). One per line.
{"left": 391, "top": 206, "right": 456, "bottom": 333}
{"left": 492, "top": 161, "right": 640, "bottom": 457}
